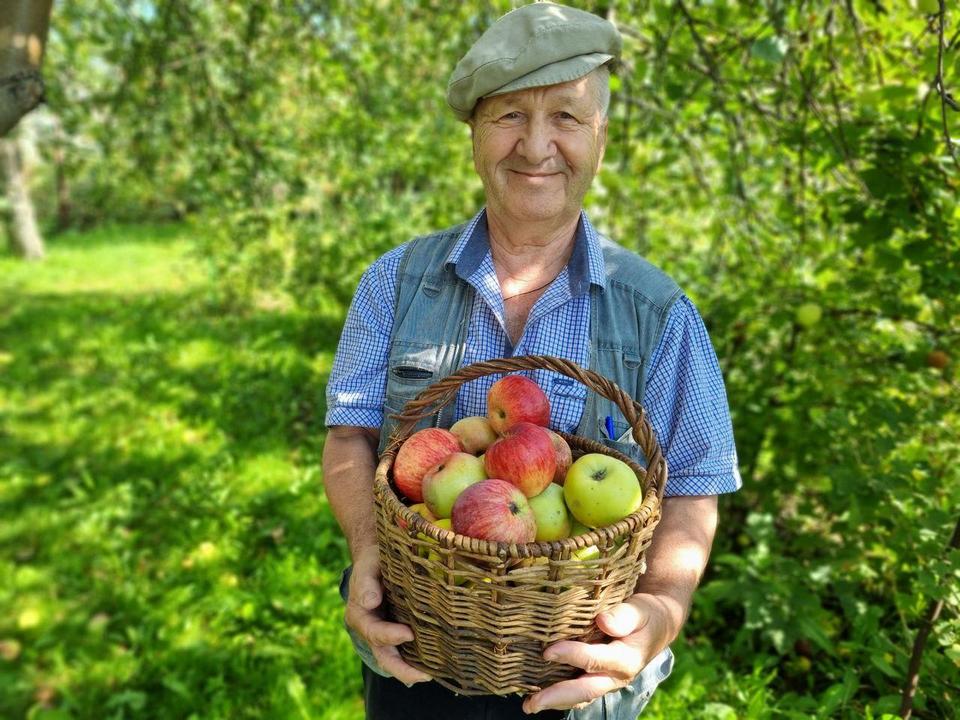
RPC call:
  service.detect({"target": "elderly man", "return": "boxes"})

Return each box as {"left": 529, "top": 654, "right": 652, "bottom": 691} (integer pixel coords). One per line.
{"left": 322, "top": 3, "right": 740, "bottom": 718}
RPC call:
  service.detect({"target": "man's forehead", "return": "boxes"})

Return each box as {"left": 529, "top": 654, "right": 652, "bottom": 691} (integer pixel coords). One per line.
{"left": 481, "top": 77, "right": 594, "bottom": 109}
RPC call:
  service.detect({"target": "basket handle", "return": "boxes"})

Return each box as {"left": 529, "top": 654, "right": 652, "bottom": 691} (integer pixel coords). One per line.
{"left": 383, "top": 355, "right": 666, "bottom": 503}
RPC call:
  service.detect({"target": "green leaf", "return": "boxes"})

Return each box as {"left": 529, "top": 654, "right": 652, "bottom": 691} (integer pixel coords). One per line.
{"left": 751, "top": 36, "right": 789, "bottom": 63}
{"left": 701, "top": 702, "right": 739, "bottom": 720}
{"left": 870, "top": 653, "right": 900, "bottom": 678}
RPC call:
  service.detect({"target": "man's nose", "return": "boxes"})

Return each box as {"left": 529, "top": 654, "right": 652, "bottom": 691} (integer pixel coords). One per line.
{"left": 516, "top": 116, "right": 556, "bottom": 165}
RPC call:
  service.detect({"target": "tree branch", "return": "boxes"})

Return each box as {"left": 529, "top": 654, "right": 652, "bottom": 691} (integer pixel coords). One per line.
{"left": 934, "top": 0, "right": 960, "bottom": 171}
{"left": 899, "top": 515, "right": 960, "bottom": 719}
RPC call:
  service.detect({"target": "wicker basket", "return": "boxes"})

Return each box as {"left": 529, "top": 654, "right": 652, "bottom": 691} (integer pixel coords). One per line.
{"left": 373, "top": 355, "right": 667, "bottom": 696}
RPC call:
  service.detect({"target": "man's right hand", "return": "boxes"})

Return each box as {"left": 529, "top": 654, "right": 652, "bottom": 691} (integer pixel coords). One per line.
{"left": 345, "top": 545, "right": 433, "bottom": 686}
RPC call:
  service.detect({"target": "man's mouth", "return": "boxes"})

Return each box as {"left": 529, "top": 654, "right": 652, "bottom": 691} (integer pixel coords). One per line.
{"left": 510, "top": 170, "right": 560, "bottom": 178}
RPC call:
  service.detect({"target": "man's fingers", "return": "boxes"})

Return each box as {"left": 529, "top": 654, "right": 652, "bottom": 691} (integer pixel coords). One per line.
{"left": 345, "top": 603, "right": 415, "bottom": 645}
{"left": 364, "top": 616, "right": 416, "bottom": 647}
{"left": 522, "top": 673, "right": 620, "bottom": 714}
{"left": 372, "top": 645, "right": 432, "bottom": 686}
{"left": 543, "top": 639, "right": 643, "bottom": 678}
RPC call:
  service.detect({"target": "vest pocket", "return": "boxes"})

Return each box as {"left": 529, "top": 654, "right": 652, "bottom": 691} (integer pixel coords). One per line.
{"left": 386, "top": 341, "right": 440, "bottom": 386}
{"left": 597, "top": 416, "right": 648, "bottom": 468}
{"left": 391, "top": 365, "right": 433, "bottom": 381}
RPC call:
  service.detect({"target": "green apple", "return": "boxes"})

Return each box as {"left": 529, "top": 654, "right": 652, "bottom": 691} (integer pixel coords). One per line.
{"left": 422, "top": 452, "right": 486, "bottom": 518}
{"left": 795, "top": 302, "right": 822, "bottom": 328}
{"left": 528, "top": 483, "right": 572, "bottom": 541}
{"left": 417, "top": 517, "right": 452, "bottom": 558}
{"left": 570, "top": 519, "right": 592, "bottom": 534}
{"left": 563, "top": 453, "right": 643, "bottom": 528}
{"left": 425, "top": 519, "right": 466, "bottom": 584}
{"left": 568, "top": 519, "right": 601, "bottom": 560}
{"left": 397, "top": 502, "right": 436, "bottom": 531}
{"left": 572, "top": 544, "right": 600, "bottom": 561}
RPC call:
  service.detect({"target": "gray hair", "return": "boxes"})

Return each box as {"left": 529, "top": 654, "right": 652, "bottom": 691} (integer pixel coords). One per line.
{"left": 591, "top": 64, "right": 611, "bottom": 119}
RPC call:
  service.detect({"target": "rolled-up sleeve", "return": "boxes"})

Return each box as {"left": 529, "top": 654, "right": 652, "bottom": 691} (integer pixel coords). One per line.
{"left": 642, "top": 295, "right": 742, "bottom": 496}
{"left": 324, "top": 245, "right": 407, "bottom": 429}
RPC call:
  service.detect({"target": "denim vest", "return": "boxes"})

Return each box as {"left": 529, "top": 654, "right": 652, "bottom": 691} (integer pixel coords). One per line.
{"left": 377, "top": 221, "right": 682, "bottom": 465}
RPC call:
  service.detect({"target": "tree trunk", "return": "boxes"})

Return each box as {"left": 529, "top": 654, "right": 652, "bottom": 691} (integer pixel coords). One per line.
{"left": 0, "top": 0, "right": 54, "bottom": 137}
{"left": 1, "top": 136, "right": 44, "bottom": 260}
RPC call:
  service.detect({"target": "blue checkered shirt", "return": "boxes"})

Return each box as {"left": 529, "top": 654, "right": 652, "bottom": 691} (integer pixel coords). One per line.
{"left": 325, "top": 210, "right": 741, "bottom": 496}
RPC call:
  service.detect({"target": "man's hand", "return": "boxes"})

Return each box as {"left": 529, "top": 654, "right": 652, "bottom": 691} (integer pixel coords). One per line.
{"left": 521, "top": 593, "right": 677, "bottom": 714}
{"left": 523, "top": 494, "right": 719, "bottom": 714}
{"left": 344, "top": 544, "right": 432, "bottom": 686}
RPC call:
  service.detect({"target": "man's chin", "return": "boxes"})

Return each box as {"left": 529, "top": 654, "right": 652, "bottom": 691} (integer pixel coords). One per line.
{"left": 494, "top": 196, "right": 570, "bottom": 224}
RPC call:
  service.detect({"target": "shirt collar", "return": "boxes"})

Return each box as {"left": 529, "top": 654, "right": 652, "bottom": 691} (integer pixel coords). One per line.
{"left": 446, "top": 208, "right": 606, "bottom": 295}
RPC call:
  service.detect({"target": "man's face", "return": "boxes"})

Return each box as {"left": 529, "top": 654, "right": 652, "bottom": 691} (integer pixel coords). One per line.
{"left": 470, "top": 74, "right": 608, "bottom": 225}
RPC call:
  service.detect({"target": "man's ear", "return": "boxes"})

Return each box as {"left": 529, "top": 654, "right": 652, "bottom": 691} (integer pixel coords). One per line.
{"left": 596, "top": 117, "right": 609, "bottom": 171}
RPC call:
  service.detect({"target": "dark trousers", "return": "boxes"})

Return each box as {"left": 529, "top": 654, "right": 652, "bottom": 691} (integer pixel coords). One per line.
{"left": 362, "top": 663, "right": 568, "bottom": 720}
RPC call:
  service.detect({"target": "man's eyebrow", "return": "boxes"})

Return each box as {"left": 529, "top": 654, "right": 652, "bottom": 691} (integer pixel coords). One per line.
{"left": 548, "top": 92, "right": 592, "bottom": 106}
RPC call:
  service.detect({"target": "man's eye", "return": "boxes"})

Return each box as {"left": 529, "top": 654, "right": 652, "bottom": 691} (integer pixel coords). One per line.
{"left": 499, "top": 111, "right": 522, "bottom": 121}
{"left": 556, "top": 112, "right": 576, "bottom": 121}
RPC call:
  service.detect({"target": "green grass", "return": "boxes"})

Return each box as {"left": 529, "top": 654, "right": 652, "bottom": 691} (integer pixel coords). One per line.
{"left": 0, "top": 226, "right": 362, "bottom": 719}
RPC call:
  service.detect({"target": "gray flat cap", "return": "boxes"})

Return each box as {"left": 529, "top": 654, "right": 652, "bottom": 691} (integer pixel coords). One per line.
{"left": 446, "top": 2, "right": 621, "bottom": 122}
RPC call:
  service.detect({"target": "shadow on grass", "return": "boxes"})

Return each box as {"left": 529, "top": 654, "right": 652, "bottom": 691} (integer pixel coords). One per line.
{"left": 0, "top": 285, "right": 362, "bottom": 718}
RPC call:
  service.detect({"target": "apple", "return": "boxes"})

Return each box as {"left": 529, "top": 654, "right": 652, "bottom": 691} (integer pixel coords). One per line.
{"left": 450, "top": 416, "right": 498, "bottom": 455}
{"left": 572, "top": 543, "right": 601, "bottom": 561}
{"left": 528, "top": 483, "right": 572, "bottom": 541}
{"left": 417, "top": 517, "right": 453, "bottom": 558}
{"left": 421, "top": 518, "right": 466, "bottom": 585}
{"left": 567, "top": 519, "right": 599, "bottom": 560}
{"left": 486, "top": 374, "right": 550, "bottom": 434}
{"left": 393, "top": 428, "right": 462, "bottom": 502}
{"left": 422, "top": 452, "right": 486, "bottom": 518}
{"left": 795, "top": 302, "right": 822, "bottom": 328}
{"left": 397, "top": 502, "right": 436, "bottom": 531}
{"left": 451, "top": 479, "right": 536, "bottom": 544}
{"left": 546, "top": 429, "right": 573, "bottom": 484}
{"left": 927, "top": 350, "right": 950, "bottom": 369}
{"left": 484, "top": 422, "right": 556, "bottom": 498}
{"left": 563, "top": 453, "right": 643, "bottom": 528}
{"left": 570, "top": 519, "right": 592, "bottom": 535}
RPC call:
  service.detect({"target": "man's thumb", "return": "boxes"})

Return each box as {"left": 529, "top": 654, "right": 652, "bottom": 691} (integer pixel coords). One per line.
{"left": 597, "top": 601, "right": 642, "bottom": 637}
{"left": 352, "top": 551, "right": 383, "bottom": 610}
{"left": 358, "top": 582, "right": 381, "bottom": 610}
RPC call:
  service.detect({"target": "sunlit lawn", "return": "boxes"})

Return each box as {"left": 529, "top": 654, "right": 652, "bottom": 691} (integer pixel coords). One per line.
{"left": 0, "top": 225, "right": 362, "bottom": 719}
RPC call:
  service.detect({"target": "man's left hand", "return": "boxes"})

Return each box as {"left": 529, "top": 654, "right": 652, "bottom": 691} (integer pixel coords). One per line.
{"left": 521, "top": 592, "right": 677, "bottom": 714}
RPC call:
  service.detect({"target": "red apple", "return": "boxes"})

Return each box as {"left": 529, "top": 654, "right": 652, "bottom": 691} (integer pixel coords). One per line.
{"left": 486, "top": 375, "right": 550, "bottom": 434}
{"left": 484, "top": 421, "right": 556, "bottom": 498}
{"left": 393, "top": 428, "right": 461, "bottom": 502}
{"left": 451, "top": 479, "right": 536, "bottom": 544}
{"left": 450, "top": 416, "right": 498, "bottom": 455}
{"left": 546, "top": 429, "right": 573, "bottom": 485}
